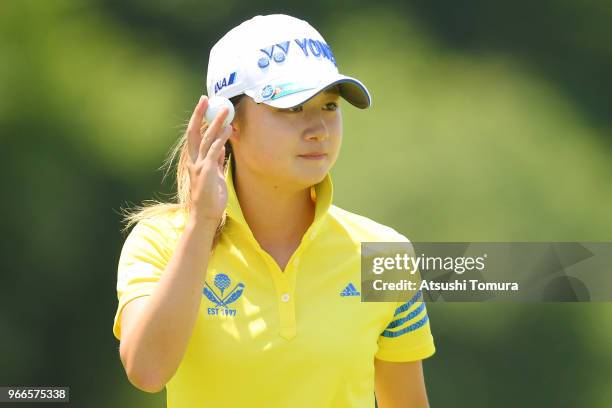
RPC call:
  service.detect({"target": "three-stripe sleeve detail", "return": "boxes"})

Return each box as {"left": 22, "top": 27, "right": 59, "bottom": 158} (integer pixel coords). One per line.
{"left": 393, "top": 290, "right": 422, "bottom": 316}
{"left": 381, "top": 291, "right": 429, "bottom": 338}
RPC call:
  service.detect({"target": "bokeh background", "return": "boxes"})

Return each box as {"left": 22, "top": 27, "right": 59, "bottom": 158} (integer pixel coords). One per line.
{"left": 2, "top": 0, "right": 611, "bottom": 407}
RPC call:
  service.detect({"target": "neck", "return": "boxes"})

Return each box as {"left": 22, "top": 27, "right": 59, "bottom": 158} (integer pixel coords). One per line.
{"left": 233, "top": 165, "right": 315, "bottom": 249}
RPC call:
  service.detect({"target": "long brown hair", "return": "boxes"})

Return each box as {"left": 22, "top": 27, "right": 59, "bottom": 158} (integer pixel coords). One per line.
{"left": 119, "top": 94, "right": 245, "bottom": 245}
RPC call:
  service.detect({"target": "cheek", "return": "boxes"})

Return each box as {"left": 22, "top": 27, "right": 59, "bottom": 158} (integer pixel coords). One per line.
{"left": 329, "top": 116, "right": 343, "bottom": 158}
{"left": 241, "top": 123, "right": 294, "bottom": 168}
{"left": 254, "top": 139, "right": 286, "bottom": 163}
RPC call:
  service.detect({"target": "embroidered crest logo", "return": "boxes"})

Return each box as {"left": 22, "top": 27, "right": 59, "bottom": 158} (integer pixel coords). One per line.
{"left": 204, "top": 273, "right": 245, "bottom": 317}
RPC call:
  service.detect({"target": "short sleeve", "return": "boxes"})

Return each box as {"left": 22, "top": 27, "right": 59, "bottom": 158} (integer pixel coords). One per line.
{"left": 374, "top": 229, "right": 436, "bottom": 362}
{"left": 112, "top": 215, "right": 178, "bottom": 340}
{"left": 375, "top": 290, "right": 436, "bottom": 362}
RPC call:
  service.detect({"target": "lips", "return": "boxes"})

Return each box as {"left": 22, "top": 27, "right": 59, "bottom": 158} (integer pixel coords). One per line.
{"left": 298, "top": 152, "right": 327, "bottom": 160}
{"left": 299, "top": 152, "right": 326, "bottom": 157}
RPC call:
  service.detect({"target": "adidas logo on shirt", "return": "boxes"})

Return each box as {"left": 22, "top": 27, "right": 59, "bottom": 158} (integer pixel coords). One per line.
{"left": 340, "top": 283, "right": 361, "bottom": 297}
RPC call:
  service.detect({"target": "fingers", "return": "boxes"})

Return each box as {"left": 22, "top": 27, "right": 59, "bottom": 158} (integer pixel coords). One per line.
{"left": 208, "top": 126, "right": 232, "bottom": 167}
{"left": 187, "top": 95, "right": 208, "bottom": 164}
{"left": 217, "top": 144, "right": 226, "bottom": 168}
{"left": 198, "top": 106, "right": 230, "bottom": 161}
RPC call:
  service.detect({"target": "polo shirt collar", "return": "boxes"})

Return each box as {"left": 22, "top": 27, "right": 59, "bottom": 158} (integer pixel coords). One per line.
{"left": 224, "top": 159, "right": 333, "bottom": 235}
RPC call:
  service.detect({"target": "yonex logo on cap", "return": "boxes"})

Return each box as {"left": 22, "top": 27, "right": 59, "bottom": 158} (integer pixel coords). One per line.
{"left": 294, "top": 38, "right": 336, "bottom": 64}
{"left": 256, "top": 38, "right": 337, "bottom": 70}
{"left": 340, "top": 283, "right": 361, "bottom": 297}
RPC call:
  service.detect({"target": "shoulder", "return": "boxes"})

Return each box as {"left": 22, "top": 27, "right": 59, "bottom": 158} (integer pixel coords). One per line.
{"left": 327, "top": 205, "right": 410, "bottom": 243}
{"left": 125, "top": 207, "right": 188, "bottom": 246}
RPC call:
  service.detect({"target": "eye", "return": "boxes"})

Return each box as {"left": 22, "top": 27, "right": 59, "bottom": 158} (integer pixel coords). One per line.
{"left": 283, "top": 101, "right": 338, "bottom": 113}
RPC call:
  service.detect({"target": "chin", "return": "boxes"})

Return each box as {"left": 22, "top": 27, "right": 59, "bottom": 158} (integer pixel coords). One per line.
{"left": 292, "top": 166, "right": 329, "bottom": 187}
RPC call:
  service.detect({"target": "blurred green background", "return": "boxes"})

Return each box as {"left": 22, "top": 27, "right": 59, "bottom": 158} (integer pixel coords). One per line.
{"left": 2, "top": 0, "right": 611, "bottom": 407}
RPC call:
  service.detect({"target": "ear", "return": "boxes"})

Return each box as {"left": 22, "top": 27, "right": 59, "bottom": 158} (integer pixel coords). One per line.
{"left": 229, "top": 121, "right": 241, "bottom": 144}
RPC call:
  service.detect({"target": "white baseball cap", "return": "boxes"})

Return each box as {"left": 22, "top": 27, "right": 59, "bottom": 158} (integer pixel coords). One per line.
{"left": 205, "top": 14, "right": 371, "bottom": 109}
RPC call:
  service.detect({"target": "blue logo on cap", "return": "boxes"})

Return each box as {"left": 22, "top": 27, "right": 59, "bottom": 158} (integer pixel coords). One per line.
{"left": 256, "top": 38, "right": 337, "bottom": 70}
{"left": 258, "top": 57, "right": 270, "bottom": 68}
{"left": 214, "top": 72, "right": 237, "bottom": 94}
{"left": 273, "top": 52, "right": 285, "bottom": 63}
{"left": 261, "top": 85, "right": 274, "bottom": 99}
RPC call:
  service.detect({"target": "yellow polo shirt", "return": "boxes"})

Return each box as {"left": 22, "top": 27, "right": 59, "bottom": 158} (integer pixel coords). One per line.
{"left": 113, "top": 164, "right": 435, "bottom": 407}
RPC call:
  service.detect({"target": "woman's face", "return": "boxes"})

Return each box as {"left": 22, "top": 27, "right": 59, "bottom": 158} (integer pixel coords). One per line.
{"left": 230, "top": 86, "right": 343, "bottom": 189}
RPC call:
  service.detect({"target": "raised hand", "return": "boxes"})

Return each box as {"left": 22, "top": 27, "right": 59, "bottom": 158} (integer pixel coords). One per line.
{"left": 185, "top": 95, "right": 232, "bottom": 226}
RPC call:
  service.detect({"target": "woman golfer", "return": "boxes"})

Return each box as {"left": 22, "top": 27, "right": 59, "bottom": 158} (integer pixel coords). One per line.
{"left": 113, "top": 14, "right": 435, "bottom": 408}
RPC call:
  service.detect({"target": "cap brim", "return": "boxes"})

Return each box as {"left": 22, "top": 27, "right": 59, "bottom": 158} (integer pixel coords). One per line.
{"left": 246, "top": 74, "right": 371, "bottom": 109}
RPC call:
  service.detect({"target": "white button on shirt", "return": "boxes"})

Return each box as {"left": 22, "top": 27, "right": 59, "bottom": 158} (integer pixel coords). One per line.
{"left": 281, "top": 293, "right": 290, "bottom": 302}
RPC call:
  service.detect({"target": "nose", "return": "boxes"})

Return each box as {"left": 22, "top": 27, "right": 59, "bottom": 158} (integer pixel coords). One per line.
{"left": 302, "top": 112, "right": 329, "bottom": 142}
